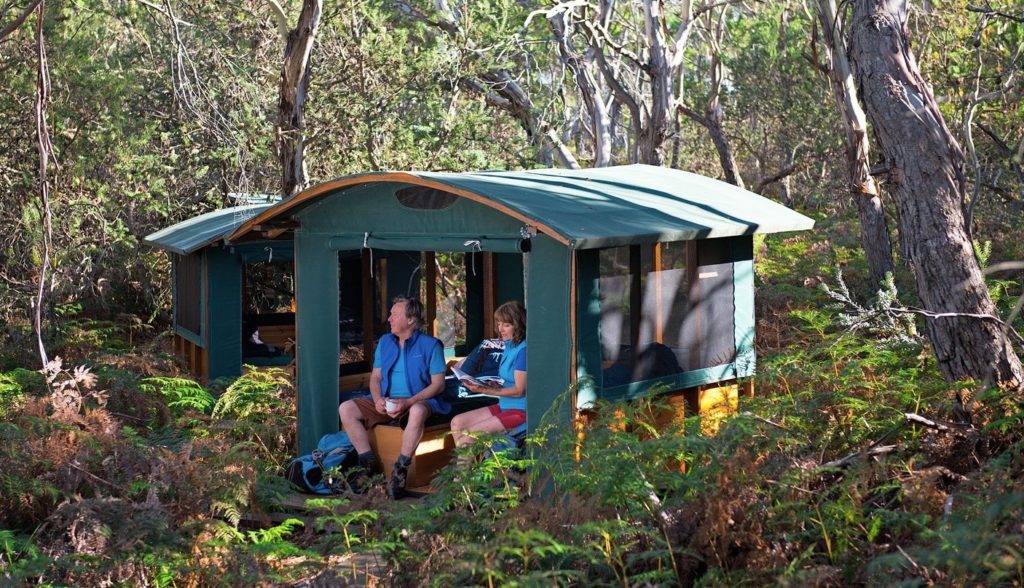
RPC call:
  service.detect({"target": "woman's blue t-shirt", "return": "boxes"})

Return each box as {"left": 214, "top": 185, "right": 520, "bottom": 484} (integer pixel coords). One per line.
{"left": 497, "top": 339, "right": 527, "bottom": 411}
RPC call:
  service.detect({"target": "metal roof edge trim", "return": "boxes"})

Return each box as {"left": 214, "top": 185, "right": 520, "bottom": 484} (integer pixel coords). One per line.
{"left": 560, "top": 218, "right": 816, "bottom": 250}
{"left": 144, "top": 203, "right": 272, "bottom": 255}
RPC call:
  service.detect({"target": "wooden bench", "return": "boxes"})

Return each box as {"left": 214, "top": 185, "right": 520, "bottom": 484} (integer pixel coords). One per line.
{"left": 338, "top": 367, "right": 499, "bottom": 490}
{"left": 368, "top": 421, "right": 454, "bottom": 489}
{"left": 336, "top": 370, "right": 449, "bottom": 488}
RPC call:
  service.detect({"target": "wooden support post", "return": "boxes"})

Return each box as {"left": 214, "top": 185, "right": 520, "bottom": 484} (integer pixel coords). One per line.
{"left": 482, "top": 252, "right": 495, "bottom": 338}
{"left": 361, "top": 250, "right": 375, "bottom": 362}
{"left": 424, "top": 251, "right": 437, "bottom": 336}
{"left": 652, "top": 243, "right": 664, "bottom": 344}
{"left": 740, "top": 379, "right": 755, "bottom": 398}
{"left": 687, "top": 242, "right": 701, "bottom": 369}
{"left": 629, "top": 245, "right": 642, "bottom": 354}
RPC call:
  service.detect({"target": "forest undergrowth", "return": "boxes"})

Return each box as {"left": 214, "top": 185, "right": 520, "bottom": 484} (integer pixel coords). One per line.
{"left": 1, "top": 231, "right": 1023, "bottom": 587}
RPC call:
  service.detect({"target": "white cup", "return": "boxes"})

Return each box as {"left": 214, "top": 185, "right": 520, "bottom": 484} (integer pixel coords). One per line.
{"left": 385, "top": 399, "right": 397, "bottom": 412}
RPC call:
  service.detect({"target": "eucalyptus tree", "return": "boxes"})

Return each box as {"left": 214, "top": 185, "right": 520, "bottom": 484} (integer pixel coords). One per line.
{"left": 271, "top": 0, "right": 322, "bottom": 197}
{"left": 936, "top": 1, "right": 1024, "bottom": 235}
{"left": 814, "top": 0, "right": 894, "bottom": 286}
{"left": 719, "top": 1, "right": 839, "bottom": 203}
{"left": 391, "top": 0, "right": 581, "bottom": 168}
{"left": 306, "top": 0, "right": 537, "bottom": 174}
{"left": 849, "top": 0, "right": 1023, "bottom": 389}
{"left": 522, "top": 0, "right": 718, "bottom": 168}
{"left": 524, "top": 0, "right": 819, "bottom": 196}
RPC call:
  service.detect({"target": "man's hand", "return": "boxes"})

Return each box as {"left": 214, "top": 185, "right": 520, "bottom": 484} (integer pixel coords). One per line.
{"left": 373, "top": 396, "right": 388, "bottom": 415}
{"left": 386, "top": 397, "right": 409, "bottom": 418}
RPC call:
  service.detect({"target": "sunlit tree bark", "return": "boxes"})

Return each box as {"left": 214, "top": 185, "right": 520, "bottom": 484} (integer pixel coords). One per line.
{"left": 276, "top": 0, "right": 321, "bottom": 197}
{"left": 816, "top": 0, "right": 894, "bottom": 286}
{"left": 850, "top": 0, "right": 1023, "bottom": 389}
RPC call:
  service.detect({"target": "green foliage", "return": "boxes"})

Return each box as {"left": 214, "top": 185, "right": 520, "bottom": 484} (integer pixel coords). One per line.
{"left": 0, "top": 0, "right": 1021, "bottom": 585}
{"left": 0, "top": 528, "right": 52, "bottom": 582}
{"left": 247, "top": 517, "right": 304, "bottom": 546}
{"left": 207, "top": 369, "right": 295, "bottom": 464}
{"left": 0, "top": 373, "right": 24, "bottom": 418}
{"left": 5, "top": 368, "right": 47, "bottom": 397}
{"left": 974, "top": 239, "right": 994, "bottom": 269}
{"left": 141, "top": 376, "right": 215, "bottom": 417}
{"left": 425, "top": 433, "right": 534, "bottom": 519}
{"left": 868, "top": 491, "right": 1024, "bottom": 586}
{"left": 308, "top": 499, "right": 379, "bottom": 553}
{"left": 212, "top": 369, "right": 291, "bottom": 420}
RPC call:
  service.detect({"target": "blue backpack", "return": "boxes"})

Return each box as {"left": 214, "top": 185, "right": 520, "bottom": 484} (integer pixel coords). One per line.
{"left": 284, "top": 431, "right": 358, "bottom": 494}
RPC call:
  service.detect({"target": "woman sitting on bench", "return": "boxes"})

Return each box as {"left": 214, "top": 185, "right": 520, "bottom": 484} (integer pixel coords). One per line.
{"left": 450, "top": 300, "right": 527, "bottom": 451}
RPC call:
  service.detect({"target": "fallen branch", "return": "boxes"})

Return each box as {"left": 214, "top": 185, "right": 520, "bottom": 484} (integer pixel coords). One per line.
{"left": 821, "top": 444, "right": 897, "bottom": 469}
{"left": 903, "top": 413, "right": 975, "bottom": 438}
{"left": 67, "top": 460, "right": 125, "bottom": 492}
{"left": 740, "top": 411, "right": 788, "bottom": 430}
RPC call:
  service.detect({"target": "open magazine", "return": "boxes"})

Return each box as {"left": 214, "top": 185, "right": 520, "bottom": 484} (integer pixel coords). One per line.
{"left": 450, "top": 365, "right": 504, "bottom": 389}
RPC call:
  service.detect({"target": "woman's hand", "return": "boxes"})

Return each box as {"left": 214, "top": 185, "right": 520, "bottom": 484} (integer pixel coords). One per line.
{"left": 466, "top": 380, "right": 501, "bottom": 395}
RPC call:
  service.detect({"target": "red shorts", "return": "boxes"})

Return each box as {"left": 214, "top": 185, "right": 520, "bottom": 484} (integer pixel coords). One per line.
{"left": 489, "top": 405, "right": 526, "bottom": 430}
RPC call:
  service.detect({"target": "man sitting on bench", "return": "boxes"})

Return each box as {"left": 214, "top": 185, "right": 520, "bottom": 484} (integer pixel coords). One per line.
{"left": 338, "top": 295, "right": 449, "bottom": 499}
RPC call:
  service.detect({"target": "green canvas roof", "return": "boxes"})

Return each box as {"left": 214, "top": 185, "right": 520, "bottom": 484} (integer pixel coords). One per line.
{"left": 145, "top": 203, "right": 275, "bottom": 256}
{"left": 230, "top": 164, "right": 814, "bottom": 249}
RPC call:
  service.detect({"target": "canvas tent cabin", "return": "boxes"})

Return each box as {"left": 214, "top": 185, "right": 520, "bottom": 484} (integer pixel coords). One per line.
{"left": 228, "top": 164, "right": 814, "bottom": 455}
{"left": 145, "top": 202, "right": 296, "bottom": 382}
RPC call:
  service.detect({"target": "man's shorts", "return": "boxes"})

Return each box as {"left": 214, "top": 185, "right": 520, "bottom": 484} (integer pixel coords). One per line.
{"left": 350, "top": 396, "right": 436, "bottom": 428}
{"left": 488, "top": 405, "right": 527, "bottom": 430}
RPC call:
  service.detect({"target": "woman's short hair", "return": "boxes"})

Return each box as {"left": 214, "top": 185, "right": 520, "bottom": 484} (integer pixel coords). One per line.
{"left": 393, "top": 295, "right": 425, "bottom": 329}
{"left": 494, "top": 300, "right": 526, "bottom": 344}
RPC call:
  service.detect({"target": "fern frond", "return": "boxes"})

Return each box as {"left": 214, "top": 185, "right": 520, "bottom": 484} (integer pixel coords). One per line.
{"left": 211, "top": 500, "right": 244, "bottom": 528}
{"left": 208, "top": 519, "right": 245, "bottom": 544}
{"left": 245, "top": 518, "right": 304, "bottom": 545}
{"left": 142, "top": 377, "right": 215, "bottom": 415}
{"left": 211, "top": 369, "right": 291, "bottom": 420}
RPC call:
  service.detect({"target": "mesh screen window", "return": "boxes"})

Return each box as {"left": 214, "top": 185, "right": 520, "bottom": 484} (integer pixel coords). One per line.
{"left": 598, "top": 241, "right": 736, "bottom": 390}
{"left": 174, "top": 253, "right": 202, "bottom": 337}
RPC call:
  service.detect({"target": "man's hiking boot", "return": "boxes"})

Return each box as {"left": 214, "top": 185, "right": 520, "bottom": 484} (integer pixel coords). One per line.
{"left": 348, "top": 453, "right": 382, "bottom": 494}
{"left": 387, "top": 456, "right": 411, "bottom": 500}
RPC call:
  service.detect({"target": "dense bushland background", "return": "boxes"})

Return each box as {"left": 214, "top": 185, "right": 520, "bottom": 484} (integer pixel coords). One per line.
{"left": 1, "top": 0, "right": 1022, "bottom": 585}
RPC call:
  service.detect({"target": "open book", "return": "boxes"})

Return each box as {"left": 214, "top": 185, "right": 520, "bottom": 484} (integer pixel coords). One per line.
{"left": 451, "top": 365, "right": 503, "bottom": 389}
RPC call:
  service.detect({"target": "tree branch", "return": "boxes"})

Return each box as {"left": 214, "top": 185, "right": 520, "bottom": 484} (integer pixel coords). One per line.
{"left": 33, "top": 0, "right": 53, "bottom": 368}
{"left": 265, "top": 0, "right": 288, "bottom": 38}
{"left": 676, "top": 103, "right": 710, "bottom": 128}
{"left": 0, "top": 0, "right": 41, "bottom": 42}
{"left": 966, "top": 5, "right": 1024, "bottom": 23}
{"left": 753, "top": 159, "right": 803, "bottom": 194}
{"left": 888, "top": 306, "right": 1024, "bottom": 347}
{"left": 135, "top": 0, "right": 195, "bottom": 27}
